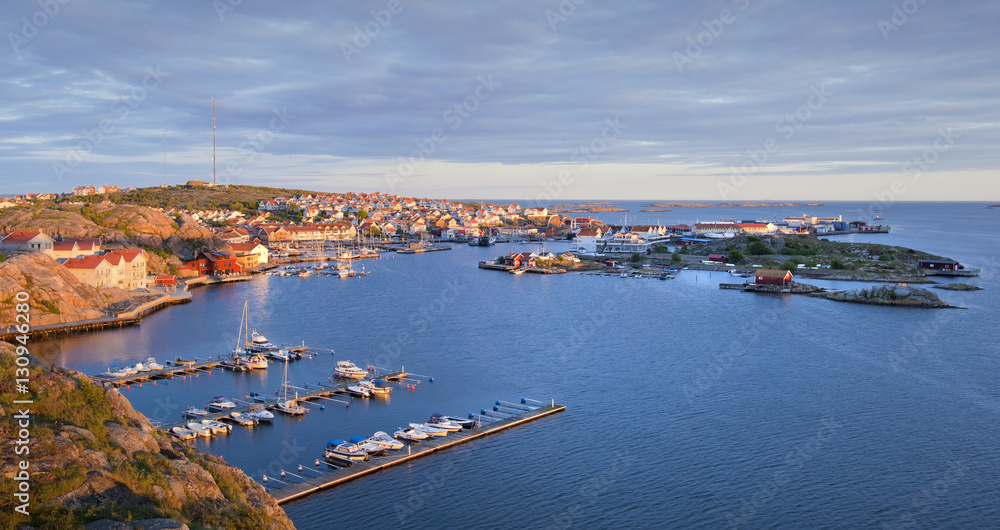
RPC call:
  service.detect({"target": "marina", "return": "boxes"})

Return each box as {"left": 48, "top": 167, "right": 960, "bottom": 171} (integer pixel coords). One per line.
{"left": 269, "top": 401, "right": 566, "bottom": 504}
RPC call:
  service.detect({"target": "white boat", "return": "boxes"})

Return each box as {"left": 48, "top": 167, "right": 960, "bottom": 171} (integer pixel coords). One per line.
{"left": 266, "top": 349, "right": 290, "bottom": 362}
{"left": 106, "top": 366, "right": 132, "bottom": 377}
{"left": 346, "top": 384, "right": 371, "bottom": 398}
{"left": 368, "top": 431, "right": 405, "bottom": 450}
{"left": 298, "top": 269, "right": 313, "bottom": 277}
{"left": 227, "top": 411, "right": 256, "bottom": 427}
{"left": 334, "top": 360, "right": 368, "bottom": 380}
{"left": 359, "top": 379, "right": 391, "bottom": 396}
{"left": 245, "top": 354, "right": 269, "bottom": 370}
{"left": 424, "top": 414, "right": 462, "bottom": 431}
{"left": 409, "top": 423, "right": 448, "bottom": 437}
{"left": 185, "top": 422, "right": 213, "bottom": 438}
{"left": 347, "top": 436, "right": 387, "bottom": 456}
{"left": 170, "top": 426, "right": 197, "bottom": 440}
{"left": 275, "top": 361, "right": 306, "bottom": 415}
{"left": 134, "top": 362, "right": 150, "bottom": 373}
{"left": 201, "top": 419, "right": 232, "bottom": 435}
{"left": 394, "top": 427, "right": 429, "bottom": 441}
{"left": 183, "top": 406, "right": 209, "bottom": 418}
{"left": 207, "top": 396, "right": 236, "bottom": 412}
{"left": 246, "top": 404, "right": 274, "bottom": 422}
{"left": 247, "top": 329, "right": 278, "bottom": 352}
{"left": 337, "top": 268, "right": 350, "bottom": 279}
{"left": 248, "top": 392, "right": 269, "bottom": 403}
{"left": 146, "top": 357, "right": 164, "bottom": 370}
{"left": 325, "top": 438, "right": 369, "bottom": 462}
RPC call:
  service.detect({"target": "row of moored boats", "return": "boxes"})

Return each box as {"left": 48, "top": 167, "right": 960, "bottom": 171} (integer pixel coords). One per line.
{"left": 324, "top": 414, "right": 477, "bottom": 466}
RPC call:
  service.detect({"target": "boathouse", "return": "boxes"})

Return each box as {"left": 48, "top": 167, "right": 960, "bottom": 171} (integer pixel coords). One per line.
{"left": 917, "top": 259, "right": 961, "bottom": 271}
{"left": 707, "top": 254, "right": 728, "bottom": 264}
{"left": 754, "top": 269, "right": 793, "bottom": 286}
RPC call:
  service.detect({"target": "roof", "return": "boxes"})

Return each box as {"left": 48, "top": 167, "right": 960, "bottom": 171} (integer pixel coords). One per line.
{"left": 2, "top": 231, "right": 52, "bottom": 244}
{"left": 918, "top": 259, "right": 959, "bottom": 264}
{"left": 106, "top": 249, "right": 146, "bottom": 262}
{"left": 577, "top": 227, "right": 603, "bottom": 237}
{"left": 63, "top": 256, "right": 112, "bottom": 270}
{"left": 230, "top": 243, "right": 264, "bottom": 252}
{"left": 755, "top": 269, "right": 792, "bottom": 279}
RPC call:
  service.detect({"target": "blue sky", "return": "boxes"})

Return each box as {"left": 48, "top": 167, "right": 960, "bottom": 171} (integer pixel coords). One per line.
{"left": 1, "top": 0, "right": 998, "bottom": 201}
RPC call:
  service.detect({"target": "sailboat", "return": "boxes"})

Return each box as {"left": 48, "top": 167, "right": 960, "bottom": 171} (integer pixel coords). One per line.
{"left": 232, "top": 300, "right": 268, "bottom": 370}
{"left": 275, "top": 360, "right": 306, "bottom": 415}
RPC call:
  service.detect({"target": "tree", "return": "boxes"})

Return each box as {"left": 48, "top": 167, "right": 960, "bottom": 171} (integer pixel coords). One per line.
{"left": 780, "top": 259, "right": 799, "bottom": 271}
{"left": 831, "top": 258, "right": 845, "bottom": 269}
{"left": 672, "top": 251, "right": 682, "bottom": 263}
{"left": 629, "top": 253, "right": 643, "bottom": 263}
{"left": 356, "top": 209, "right": 369, "bottom": 222}
{"left": 746, "top": 241, "right": 771, "bottom": 256}
{"left": 728, "top": 250, "right": 744, "bottom": 264}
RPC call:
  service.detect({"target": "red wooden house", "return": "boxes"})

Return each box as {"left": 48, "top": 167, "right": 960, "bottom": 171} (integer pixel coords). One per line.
{"left": 754, "top": 269, "right": 793, "bottom": 286}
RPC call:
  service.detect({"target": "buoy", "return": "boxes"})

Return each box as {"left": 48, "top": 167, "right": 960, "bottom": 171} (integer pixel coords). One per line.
{"left": 329, "top": 377, "right": 332, "bottom": 382}
{"left": 182, "top": 377, "right": 186, "bottom": 381}
{"left": 317, "top": 380, "right": 321, "bottom": 385}
{"left": 153, "top": 381, "right": 156, "bottom": 386}
{"left": 208, "top": 372, "right": 211, "bottom": 377}
{"left": 320, "top": 405, "right": 325, "bottom": 410}
{"left": 280, "top": 470, "right": 285, "bottom": 479}
{"left": 315, "top": 459, "right": 320, "bottom": 468}
{"left": 126, "top": 385, "right": 130, "bottom": 390}
{"left": 521, "top": 398, "right": 527, "bottom": 404}
{"left": 298, "top": 465, "right": 303, "bottom": 473}
{"left": 263, "top": 475, "right": 268, "bottom": 484}
{"left": 428, "top": 377, "right": 433, "bottom": 382}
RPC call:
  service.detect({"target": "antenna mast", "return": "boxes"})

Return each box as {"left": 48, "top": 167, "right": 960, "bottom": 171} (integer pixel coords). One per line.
{"left": 163, "top": 129, "right": 166, "bottom": 186}
{"left": 212, "top": 98, "right": 216, "bottom": 185}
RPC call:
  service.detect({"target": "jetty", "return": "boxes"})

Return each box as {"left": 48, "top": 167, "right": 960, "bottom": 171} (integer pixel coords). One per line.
{"left": 269, "top": 401, "right": 566, "bottom": 504}
{"left": 396, "top": 245, "right": 452, "bottom": 254}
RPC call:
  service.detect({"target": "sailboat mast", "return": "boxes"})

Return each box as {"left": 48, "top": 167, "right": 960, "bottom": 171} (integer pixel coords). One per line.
{"left": 212, "top": 97, "right": 216, "bottom": 185}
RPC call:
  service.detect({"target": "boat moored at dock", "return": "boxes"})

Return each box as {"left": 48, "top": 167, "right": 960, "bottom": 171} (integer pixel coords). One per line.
{"left": 170, "top": 426, "right": 197, "bottom": 440}
{"left": 325, "top": 439, "right": 369, "bottom": 462}
{"left": 334, "top": 360, "right": 368, "bottom": 379}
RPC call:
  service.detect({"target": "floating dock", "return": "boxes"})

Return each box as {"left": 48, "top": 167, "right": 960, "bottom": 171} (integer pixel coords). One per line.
{"left": 397, "top": 246, "right": 452, "bottom": 254}
{"left": 270, "top": 402, "right": 566, "bottom": 505}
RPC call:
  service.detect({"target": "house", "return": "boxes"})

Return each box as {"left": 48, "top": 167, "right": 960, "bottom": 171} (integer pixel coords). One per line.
{"left": 0, "top": 199, "right": 18, "bottom": 209}
{"left": 103, "top": 250, "right": 149, "bottom": 289}
{"left": 154, "top": 274, "right": 178, "bottom": 287}
{"left": 230, "top": 242, "right": 269, "bottom": 270}
{"left": 180, "top": 251, "right": 244, "bottom": 277}
{"left": 63, "top": 256, "right": 116, "bottom": 287}
{"left": 72, "top": 186, "right": 96, "bottom": 196}
{"left": 1, "top": 231, "right": 56, "bottom": 255}
{"left": 755, "top": 269, "right": 793, "bottom": 286}
{"left": 575, "top": 226, "right": 605, "bottom": 253}
{"left": 917, "top": 259, "right": 961, "bottom": 272}
{"left": 694, "top": 223, "right": 740, "bottom": 237}
{"left": 51, "top": 237, "right": 101, "bottom": 259}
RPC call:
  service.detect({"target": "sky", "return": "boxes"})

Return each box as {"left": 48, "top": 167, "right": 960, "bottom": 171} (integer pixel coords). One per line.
{"left": 1, "top": 0, "right": 998, "bottom": 202}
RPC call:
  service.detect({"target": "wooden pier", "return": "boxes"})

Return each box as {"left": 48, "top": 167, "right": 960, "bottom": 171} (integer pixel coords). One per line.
{"left": 270, "top": 403, "right": 566, "bottom": 505}
{"left": 396, "top": 245, "right": 452, "bottom": 254}
{"left": 93, "top": 357, "right": 229, "bottom": 387}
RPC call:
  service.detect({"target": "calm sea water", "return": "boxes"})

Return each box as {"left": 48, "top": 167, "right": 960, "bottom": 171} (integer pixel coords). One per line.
{"left": 34, "top": 201, "right": 1000, "bottom": 529}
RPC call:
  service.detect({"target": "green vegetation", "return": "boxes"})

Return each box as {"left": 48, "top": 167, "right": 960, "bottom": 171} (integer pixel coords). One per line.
{"left": 0, "top": 253, "right": 6, "bottom": 262}
{"left": 40, "top": 299, "right": 60, "bottom": 314}
{"left": 629, "top": 253, "right": 644, "bottom": 263}
{"left": 780, "top": 238, "right": 819, "bottom": 256}
{"left": 58, "top": 184, "right": 327, "bottom": 214}
{"left": 356, "top": 209, "right": 368, "bottom": 222}
{"left": 745, "top": 241, "right": 770, "bottom": 256}
{"left": 780, "top": 259, "right": 800, "bottom": 271}
{"left": 672, "top": 251, "right": 682, "bottom": 263}
{"left": 728, "top": 249, "right": 744, "bottom": 264}
{"left": 830, "top": 258, "right": 845, "bottom": 270}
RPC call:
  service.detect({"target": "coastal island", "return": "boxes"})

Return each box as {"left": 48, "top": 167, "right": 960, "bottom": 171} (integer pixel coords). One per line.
{"left": 646, "top": 202, "right": 822, "bottom": 208}
{"left": 550, "top": 202, "right": 629, "bottom": 213}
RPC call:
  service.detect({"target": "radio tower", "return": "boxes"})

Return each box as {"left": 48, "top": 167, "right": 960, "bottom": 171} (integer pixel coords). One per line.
{"left": 212, "top": 98, "right": 216, "bottom": 185}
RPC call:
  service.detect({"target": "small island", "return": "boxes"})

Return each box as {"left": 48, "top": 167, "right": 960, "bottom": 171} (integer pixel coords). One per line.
{"left": 933, "top": 283, "right": 984, "bottom": 291}
{"left": 647, "top": 202, "right": 805, "bottom": 208}
{"left": 550, "top": 202, "right": 629, "bottom": 213}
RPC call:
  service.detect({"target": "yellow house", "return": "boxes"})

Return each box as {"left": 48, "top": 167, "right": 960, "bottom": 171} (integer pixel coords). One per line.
{"left": 231, "top": 242, "right": 269, "bottom": 270}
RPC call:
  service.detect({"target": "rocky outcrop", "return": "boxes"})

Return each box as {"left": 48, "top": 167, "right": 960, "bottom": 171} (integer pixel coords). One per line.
{"left": 824, "top": 283, "right": 959, "bottom": 308}
{"left": 0, "top": 343, "right": 295, "bottom": 529}
{"left": 0, "top": 252, "right": 132, "bottom": 326}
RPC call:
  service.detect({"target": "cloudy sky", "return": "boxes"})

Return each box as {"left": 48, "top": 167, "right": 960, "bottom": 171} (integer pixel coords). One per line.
{"left": 2, "top": 0, "right": 997, "bottom": 201}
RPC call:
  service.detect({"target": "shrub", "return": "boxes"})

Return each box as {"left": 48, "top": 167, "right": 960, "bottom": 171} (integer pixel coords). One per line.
{"left": 780, "top": 259, "right": 800, "bottom": 271}
{"left": 746, "top": 241, "right": 770, "bottom": 256}
{"left": 830, "top": 258, "right": 845, "bottom": 269}
{"left": 672, "top": 251, "right": 682, "bottom": 263}
{"left": 728, "top": 250, "right": 744, "bottom": 264}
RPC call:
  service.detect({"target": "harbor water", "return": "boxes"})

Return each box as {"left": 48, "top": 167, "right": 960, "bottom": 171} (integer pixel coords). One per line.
{"left": 33, "top": 201, "right": 1000, "bottom": 528}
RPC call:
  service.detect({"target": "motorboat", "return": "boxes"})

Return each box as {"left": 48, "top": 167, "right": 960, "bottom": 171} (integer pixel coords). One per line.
{"left": 247, "top": 330, "right": 278, "bottom": 352}
{"left": 337, "top": 268, "right": 350, "bottom": 279}
{"left": 182, "top": 407, "right": 209, "bottom": 419}
{"left": 246, "top": 404, "right": 274, "bottom": 422}
{"left": 200, "top": 419, "right": 232, "bottom": 435}
{"left": 368, "top": 431, "right": 405, "bottom": 451}
{"left": 347, "top": 436, "right": 387, "bottom": 456}
{"left": 248, "top": 392, "right": 269, "bottom": 403}
{"left": 424, "top": 414, "right": 462, "bottom": 431}
{"left": 324, "top": 451, "right": 355, "bottom": 467}
{"left": 266, "top": 349, "right": 290, "bottom": 362}
{"left": 334, "top": 360, "right": 368, "bottom": 380}
{"left": 134, "top": 362, "right": 150, "bottom": 373}
{"left": 227, "top": 412, "right": 256, "bottom": 427}
{"left": 185, "top": 422, "right": 213, "bottom": 438}
{"left": 207, "top": 396, "right": 237, "bottom": 412}
{"left": 325, "top": 438, "right": 369, "bottom": 462}
{"left": 275, "top": 399, "right": 306, "bottom": 415}
{"left": 244, "top": 354, "right": 269, "bottom": 370}
{"left": 170, "top": 426, "right": 197, "bottom": 440}
{"left": 409, "top": 423, "right": 448, "bottom": 437}
{"left": 346, "top": 384, "right": 371, "bottom": 398}
{"left": 106, "top": 366, "right": 132, "bottom": 378}
{"left": 146, "top": 357, "right": 164, "bottom": 370}
{"left": 435, "top": 414, "right": 476, "bottom": 429}
{"left": 394, "top": 427, "right": 429, "bottom": 442}
{"left": 360, "top": 379, "right": 392, "bottom": 396}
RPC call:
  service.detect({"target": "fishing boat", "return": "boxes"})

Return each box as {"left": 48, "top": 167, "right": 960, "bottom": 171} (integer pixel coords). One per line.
{"left": 325, "top": 438, "right": 369, "bottom": 462}
{"left": 170, "top": 426, "right": 197, "bottom": 440}
{"left": 435, "top": 414, "right": 477, "bottom": 429}
{"left": 185, "top": 422, "right": 213, "bottom": 438}
{"left": 347, "top": 436, "right": 387, "bottom": 456}
{"left": 146, "top": 357, "right": 164, "bottom": 370}
{"left": 182, "top": 406, "right": 209, "bottom": 419}
{"left": 424, "top": 414, "right": 462, "bottom": 431}
{"left": 394, "top": 427, "right": 429, "bottom": 442}
{"left": 334, "top": 360, "right": 368, "bottom": 380}
{"left": 227, "top": 412, "right": 256, "bottom": 427}
{"left": 201, "top": 419, "right": 232, "bottom": 435}
{"left": 368, "top": 431, "right": 405, "bottom": 450}
{"left": 207, "top": 396, "right": 237, "bottom": 412}
{"left": 246, "top": 404, "right": 274, "bottom": 422}
{"left": 409, "top": 423, "right": 448, "bottom": 437}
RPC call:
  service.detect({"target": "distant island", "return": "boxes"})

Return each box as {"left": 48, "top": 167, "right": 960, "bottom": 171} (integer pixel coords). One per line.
{"left": 551, "top": 202, "right": 628, "bottom": 213}
{"left": 639, "top": 209, "right": 672, "bottom": 212}
{"left": 647, "top": 202, "right": 822, "bottom": 208}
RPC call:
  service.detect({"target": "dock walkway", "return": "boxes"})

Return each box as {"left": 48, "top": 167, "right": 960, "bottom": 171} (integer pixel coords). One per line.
{"left": 270, "top": 403, "right": 566, "bottom": 504}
